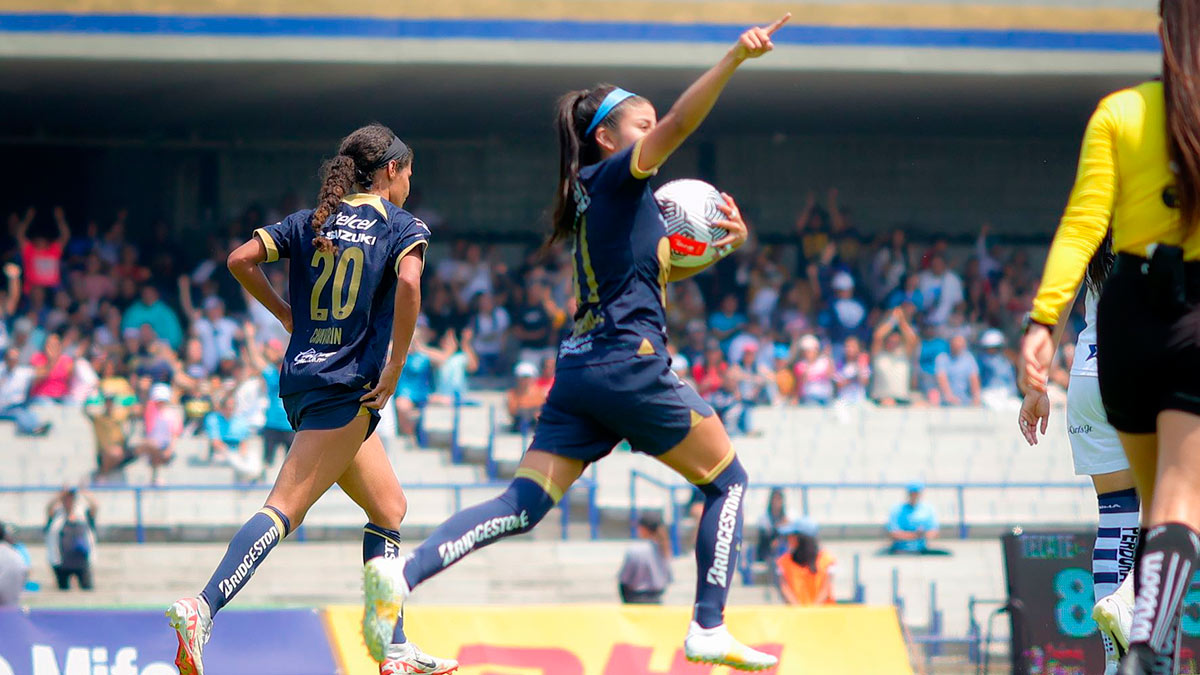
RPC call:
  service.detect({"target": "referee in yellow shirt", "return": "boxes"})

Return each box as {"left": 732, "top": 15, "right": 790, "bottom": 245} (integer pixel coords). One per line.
{"left": 1021, "top": 2, "right": 1200, "bottom": 672}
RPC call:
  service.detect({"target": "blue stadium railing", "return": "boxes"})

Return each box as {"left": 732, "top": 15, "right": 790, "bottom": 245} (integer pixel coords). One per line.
{"left": 0, "top": 479, "right": 597, "bottom": 544}
{"left": 629, "top": 469, "right": 1092, "bottom": 543}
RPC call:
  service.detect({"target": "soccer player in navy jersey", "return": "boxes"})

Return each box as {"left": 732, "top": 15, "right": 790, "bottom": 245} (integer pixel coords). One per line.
{"left": 167, "top": 124, "right": 456, "bottom": 675}
{"left": 363, "top": 16, "right": 790, "bottom": 671}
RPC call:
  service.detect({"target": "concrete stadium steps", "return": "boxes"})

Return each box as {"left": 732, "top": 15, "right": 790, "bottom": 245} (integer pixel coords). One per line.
{"left": 14, "top": 538, "right": 1007, "bottom": 642}
{"left": 5, "top": 399, "right": 1091, "bottom": 534}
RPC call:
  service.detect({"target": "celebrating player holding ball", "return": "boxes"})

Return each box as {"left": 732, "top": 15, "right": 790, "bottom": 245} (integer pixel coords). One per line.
{"left": 362, "top": 15, "right": 790, "bottom": 671}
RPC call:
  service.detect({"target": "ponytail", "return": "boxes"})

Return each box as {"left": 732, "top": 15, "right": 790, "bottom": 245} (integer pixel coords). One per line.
{"left": 550, "top": 90, "right": 589, "bottom": 246}
{"left": 1161, "top": 0, "right": 1200, "bottom": 231}
{"left": 311, "top": 123, "right": 412, "bottom": 253}
{"left": 312, "top": 155, "right": 356, "bottom": 253}
{"left": 548, "top": 84, "right": 648, "bottom": 246}
{"left": 1084, "top": 231, "right": 1115, "bottom": 296}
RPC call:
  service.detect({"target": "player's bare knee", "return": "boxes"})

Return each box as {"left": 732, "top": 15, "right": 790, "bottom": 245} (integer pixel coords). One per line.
{"left": 366, "top": 491, "right": 408, "bottom": 530}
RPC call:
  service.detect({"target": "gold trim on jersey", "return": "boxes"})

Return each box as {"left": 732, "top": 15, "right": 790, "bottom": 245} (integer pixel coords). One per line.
{"left": 630, "top": 137, "right": 665, "bottom": 180}
{"left": 577, "top": 218, "right": 600, "bottom": 304}
{"left": 514, "top": 467, "right": 565, "bottom": 504}
{"left": 656, "top": 236, "right": 671, "bottom": 307}
{"left": 394, "top": 240, "right": 429, "bottom": 275}
{"left": 254, "top": 227, "right": 280, "bottom": 263}
{"left": 342, "top": 193, "right": 389, "bottom": 218}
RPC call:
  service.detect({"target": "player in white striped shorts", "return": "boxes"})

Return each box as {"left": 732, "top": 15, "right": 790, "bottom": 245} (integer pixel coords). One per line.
{"left": 1020, "top": 247, "right": 1140, "bottom": 675}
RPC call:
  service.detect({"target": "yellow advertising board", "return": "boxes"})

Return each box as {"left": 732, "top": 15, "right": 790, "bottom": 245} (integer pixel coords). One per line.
{"left": 323, "top": 604, "right": 913, "bottom": 675}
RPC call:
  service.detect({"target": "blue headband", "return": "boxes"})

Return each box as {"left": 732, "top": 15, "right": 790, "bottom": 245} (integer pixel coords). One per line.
{"left": 585, "top": 88, "right": 636, "bottom": 137}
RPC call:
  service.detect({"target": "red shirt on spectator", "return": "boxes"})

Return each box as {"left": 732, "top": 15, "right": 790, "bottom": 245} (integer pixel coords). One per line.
{"left": 22, "top": 241, "right": 64, "bottom": 291}
{"left": 30, "top": 351, "right": 74, "bottom": 400}
{"left": 692, "top": 363, "right": 727, "bottom": 397}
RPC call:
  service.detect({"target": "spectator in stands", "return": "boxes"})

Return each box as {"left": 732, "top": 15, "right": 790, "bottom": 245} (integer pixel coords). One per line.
{"left": 29, "top": 330, "right": 74, "bottom": 404}
{"left": 0, "top": 347, "right": 49, "bottom": 435}
{"left": 834, "top": 337, "right": 870, "bottom": 405}
{"left": 795, "top": 335, "right": 834, "bottom": 406}
{"left": 0, "top": 521, "right": 30, "bottom": 606}
{"left": 772, "top": 344, "right": 798, "bottom": 402}
{"left": 395, "top": 323, "right": 434, "bottom": 443}
{"left": 618, "top": 511, "right": 673, "bottom": 605}
{"left": 755, "top": 488, "right": 794, "bottom": 562}
{"left": 122, "top": 285, "right": 183, "bottom": 350}
{"left": 180, "top": 276, "right": 240, "bottom": 373}
{"left": 205, "top": 394, "right": 259, "bottom": 482}
{"left": 820, "top": 272, "right": 867, "bottom": 347}
{"left": 728, "top": 344, "right": 769, "bottom": 435}
{"left": 428, "top": 327, "right": 479, "bottom": 405}
{"left": 140, "top": 383, "right": 182, "bottom": 485}
{"left": 977, "top": 329, "right": 1019, "bottom": 410}
{"left": 776, "top": 518, "right": 836, "bottom": 605}
{"left": 886, "top": 482, "right": 947, "bottom": 555}
{"left": 870, "top": 308, "right": 920, "bottom": 407}
{"left": 708, "top": 294, "right": 746, "bottom": 350}
{"left": 870, "top": 228, "right": 909, "bottom": 305}
{"left": 0, "top": 263, "right": 20, "bottom": 351}
{"left": 536, "top": 355, "right": 556, "bottom": 398}
{"left": 18, "top": 207, "right": 69, "bottom": 293}
{"left": 45, "top": 486, "right": 97, "bottom": 590}
{"left": 917, "top": 321, "right": 950, "bottom": 406}
{"left": 507, "top": 361, "right": 545, "bottom": 433}
{"left": 88, "top": 391, "right": 134, "bottom": 480}
{"left": 243, "top": 326, "right": 292, "bottom": 472}
{"left": 468, "top": 291, "right": 509, "bottom": 376}
{"left": 917, "top": 254, "right": 964, "bottom": 325}
{"left": 512, "top": 280, "right": 561, "bottom": 365}
{"left": 935, "top": 335, "right": 981, "bottom": 407}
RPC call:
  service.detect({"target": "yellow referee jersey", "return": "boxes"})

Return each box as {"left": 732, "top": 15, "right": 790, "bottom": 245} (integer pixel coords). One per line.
{"left": 1030, "top": 80, "right": 1195, "bottom": 326}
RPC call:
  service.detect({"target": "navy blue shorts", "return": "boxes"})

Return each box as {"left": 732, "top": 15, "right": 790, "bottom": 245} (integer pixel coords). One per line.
{"left": 282, "top": 383, "right": 381, "bottom": 439}
{"left": 530, "top": 356, "right": 714, "bottom": 464}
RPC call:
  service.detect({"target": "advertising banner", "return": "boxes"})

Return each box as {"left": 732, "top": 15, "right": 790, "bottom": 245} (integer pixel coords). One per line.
{"left": 0, "top": 608, "right": 339, "bottom": 675}
{"left": 324, "top": 604, "right": 912, "bottom": 675}
{"left": 1003, "top": 531, "right": 1200, "bottom": 675}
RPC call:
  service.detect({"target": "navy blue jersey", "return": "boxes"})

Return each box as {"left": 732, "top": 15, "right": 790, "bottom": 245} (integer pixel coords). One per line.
{"left": 254, "top": 194, "right": 429, "bottom": 397}
{"left": 559, "top": 139, "right": 670, "bottom": 368}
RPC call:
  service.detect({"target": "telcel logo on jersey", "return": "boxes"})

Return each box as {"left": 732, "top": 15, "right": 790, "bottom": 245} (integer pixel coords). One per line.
{"left": 706, "top": 484, "right": 744, "bottom": 589}
{"left": 333, "top": 213, "right": 377, "bottom": 231}
{"left": 439, "top": 511, "right": 530, "bottom": 567}
{"left": 293, "top": 349, "right": 334, "bottom": 365}
{"left": 0, "top": 645, "right": 174, "bottom": 675}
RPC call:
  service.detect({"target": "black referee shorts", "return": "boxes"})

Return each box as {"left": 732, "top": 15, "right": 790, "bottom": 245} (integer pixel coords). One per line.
{"left": 1097, "top": 253, "right": 1200, "bottom": 433}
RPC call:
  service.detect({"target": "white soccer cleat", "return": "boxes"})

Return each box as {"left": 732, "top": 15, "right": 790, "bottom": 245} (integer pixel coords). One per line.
{"left": 1100, "top": 631, "right": 1120, "bottom": 675}
{"left": 1095, "top": 580, "right": 1135, "bottom": 652}
{"left": 363, "top": 557, "right": 410, "bottom": 662}
{"left": 380, "top": 641, "right": 459, "bottom": 674}
{"left": 684, "top": 621, "right": 778, "bottom": 671}
{"left": 166, "top": 596, "right": 212, "bottom": 675}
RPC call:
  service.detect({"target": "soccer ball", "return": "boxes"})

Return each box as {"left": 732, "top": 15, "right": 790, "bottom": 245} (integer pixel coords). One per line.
{"left": 655, "top": 179, "right": 729, "bottom": 268}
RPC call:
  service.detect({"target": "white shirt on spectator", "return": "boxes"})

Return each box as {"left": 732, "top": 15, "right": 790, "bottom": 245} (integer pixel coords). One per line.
{"left": 234, "top": 377, "right": 266, "bottom": 431}
{"left": 69, "top": 358, "right": 99, "bottom": 405}
{"left": 193, "top": 316, "right": 239, "bottom": 373}
{"left": 918, "top": 270, "right": 964, "bottom": 325}
{"left": 0, "top": 363, "right": 33, "bottom": 409}
{"left": 459, "top": 266, "right": 493, "bottom": 307}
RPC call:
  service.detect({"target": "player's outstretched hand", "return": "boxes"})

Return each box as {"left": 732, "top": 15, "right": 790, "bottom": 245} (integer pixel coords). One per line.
{"left": 1018, "top": 391, "right": 1050, "bottom": 446}
{"left": 713, "top": 192, "right": 748, "bottom": 251}
{"left": 361, "top": 363, "right": 402, "bottom": 410}
{"left": 730, "top": 13, "right": 790, "bottom": 62}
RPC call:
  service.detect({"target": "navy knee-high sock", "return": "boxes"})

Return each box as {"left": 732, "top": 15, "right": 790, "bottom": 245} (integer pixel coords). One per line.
{"left": 402, "top": 470, "right": 558, "bottom": 590}
{"left": 199, "top": 506, "right": 290, "bottom": 615}
{"left": 692, "top": 455, "right": 748, "bottom": 629}
{"left": 364, "top": 523, "right": 408, "bottom": 644}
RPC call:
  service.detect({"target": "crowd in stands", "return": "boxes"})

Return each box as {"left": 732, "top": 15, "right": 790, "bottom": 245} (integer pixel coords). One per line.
{"left": 0, "top": 190, "right": 1076, "bottom": 486}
